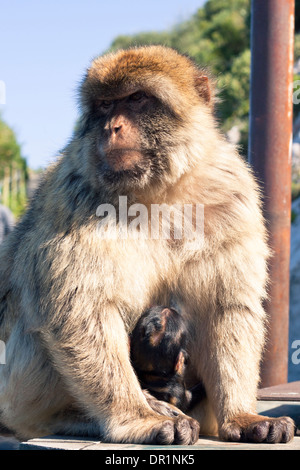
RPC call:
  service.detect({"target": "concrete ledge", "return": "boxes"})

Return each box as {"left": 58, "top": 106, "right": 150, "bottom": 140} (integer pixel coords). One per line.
{"left": 19, "top": 400, "right": 300, "bottom": 450}
{"left": 19, "top": 434, "right": 300, "bottom": 451}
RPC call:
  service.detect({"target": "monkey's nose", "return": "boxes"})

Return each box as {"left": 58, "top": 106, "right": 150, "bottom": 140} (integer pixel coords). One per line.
{"left": 113, "top": 125, "right": 122, "bottom": 134}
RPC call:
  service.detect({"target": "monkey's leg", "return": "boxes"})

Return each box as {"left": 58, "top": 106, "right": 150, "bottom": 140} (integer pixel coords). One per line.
{"left": 0, "top": 320, "right": 73, "bottom": 440}
{"left": 50, "top": 391, "right": 186, "bottom": 437}
{"left": 194, "top": 307, "right": 295, "bottom": 443}
{"left": 43, "top": 306, "right": 199, "bottom": 445}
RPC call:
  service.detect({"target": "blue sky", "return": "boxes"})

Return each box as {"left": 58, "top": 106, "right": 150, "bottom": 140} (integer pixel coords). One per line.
{"left": 0, "top": 0, "right": 206, "bottom": 169}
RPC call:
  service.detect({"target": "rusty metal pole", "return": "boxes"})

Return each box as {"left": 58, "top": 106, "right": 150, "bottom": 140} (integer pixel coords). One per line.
{"left": 248, "top": 0, "right": 295, "bottom": 387}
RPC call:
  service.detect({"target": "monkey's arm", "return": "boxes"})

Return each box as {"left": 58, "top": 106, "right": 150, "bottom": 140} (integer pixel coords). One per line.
{"left": 182, "top": 243, "right": 295, "bottom": 443}
{"left": 40, "top": 297, "right": 199, "bottom": 445}
{"left": 203, "top": 303, "right": 294, "bottom": 443}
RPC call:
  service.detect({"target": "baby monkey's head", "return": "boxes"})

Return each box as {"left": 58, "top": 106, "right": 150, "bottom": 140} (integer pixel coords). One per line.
{"left": 130, "top": 306, "right": 188, "bottom": 383}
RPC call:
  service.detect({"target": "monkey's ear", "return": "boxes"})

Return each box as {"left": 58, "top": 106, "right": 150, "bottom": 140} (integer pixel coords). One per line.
{"left": 194, "top": 75, "right": 212, "bottom": 104}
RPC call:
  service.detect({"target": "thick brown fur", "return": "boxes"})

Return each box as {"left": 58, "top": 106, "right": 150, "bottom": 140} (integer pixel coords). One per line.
{"left": 0, "top": 46, "right": 295, "bottom": 444}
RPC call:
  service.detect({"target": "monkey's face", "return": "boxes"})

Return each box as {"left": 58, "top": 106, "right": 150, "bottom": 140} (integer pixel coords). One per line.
{"left": 78, "top": 46, "right": 213, "bottom": 192}
{"left": 93, "top": 90, "right": 178, "bottom": 190}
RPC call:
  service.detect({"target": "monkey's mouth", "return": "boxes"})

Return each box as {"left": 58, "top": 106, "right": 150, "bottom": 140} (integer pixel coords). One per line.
{"left": 104, "top": 148, "right": 144, "bottom": 172}
{"left": 97, "top": 147, "right": 170, "bottom": 189}
{"left": 98, "top": 149, "right": 151, "bottom": 187}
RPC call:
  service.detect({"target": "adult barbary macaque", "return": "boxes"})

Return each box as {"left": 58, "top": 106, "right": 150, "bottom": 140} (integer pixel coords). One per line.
{"left": 0, "top": 46, "right": 295, "bottom": 444}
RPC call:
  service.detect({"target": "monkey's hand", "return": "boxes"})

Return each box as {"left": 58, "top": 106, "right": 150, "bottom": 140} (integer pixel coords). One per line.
{"left": 220, "top": 414, "right": 296, "bottom": 443}
{"left": 142, "top": 389, "right": 183, "bottom": 417}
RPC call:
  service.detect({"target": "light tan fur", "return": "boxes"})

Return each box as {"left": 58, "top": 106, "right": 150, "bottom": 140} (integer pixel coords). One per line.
{"left": 0, "top": 46, "right": 295, "bottom": 444}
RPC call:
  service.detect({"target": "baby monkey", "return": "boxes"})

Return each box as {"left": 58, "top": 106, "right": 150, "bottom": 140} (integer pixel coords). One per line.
{"left": 130, "top": 306, "right": 205, "bottom": 413}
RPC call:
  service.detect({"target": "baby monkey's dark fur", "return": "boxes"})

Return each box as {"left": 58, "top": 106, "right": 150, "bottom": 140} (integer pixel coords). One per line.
{"left": 130, "top": 306, "right": 205, "bottom": 412}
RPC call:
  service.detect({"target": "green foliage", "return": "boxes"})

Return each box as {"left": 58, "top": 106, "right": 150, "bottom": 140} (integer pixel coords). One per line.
{"left": 293, "top": 72, "right": 300, "bottom": 125}
{"left": 0, "top": 115, "right": 28, "bottom": 217}
{"left": 0, "top": 117, "right": 22, "bottom": 165}
{"left": 294, "top": 33, "right": 300, "bottom": 59}
{"left": 292, "top": 182, "right": 300, "bottom": 201}
{"left": 109, "top": 0, "right": 251, "bottom": 156}
{"left": 217, "top": 49, "right": 251, "bottom": 154}
{"left": 192, "top": 0, "right": 250, "bottom": 72}
{"left": 110, "top": 32, "right": 173, "bottom": 50}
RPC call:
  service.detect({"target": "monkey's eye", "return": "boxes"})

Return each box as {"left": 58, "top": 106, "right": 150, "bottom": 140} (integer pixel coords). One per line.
{"left": 128, "top": 91, "right": 148, "bottom": 103}
{"left": 98, "top": 100, "right": 113, "bottom": 113}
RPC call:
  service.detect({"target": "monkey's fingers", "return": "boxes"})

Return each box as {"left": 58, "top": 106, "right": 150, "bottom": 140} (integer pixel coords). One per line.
{"left": 220, "top": 414, "right": 296, "bottom": 443}
{"left": 142, "top": 389, "right": 183, "bottom": 417}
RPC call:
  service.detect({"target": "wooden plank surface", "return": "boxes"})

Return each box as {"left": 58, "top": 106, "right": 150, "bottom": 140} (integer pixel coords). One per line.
{"left": 258, "top": 381, "right": 300, "bottom": 401}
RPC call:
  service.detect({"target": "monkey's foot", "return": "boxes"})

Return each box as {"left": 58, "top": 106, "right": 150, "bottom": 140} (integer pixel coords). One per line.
{"left": 150, "top": 415, "right": 200, "bottom": 445}
{"left": 220, "top": 414, "right": 295, "bottom": 443}
{"left": 109, "top": 413, "right": 200, "bottom": 445}
{"left": 141, "top": 390, "right": 199, "bottom": 444}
